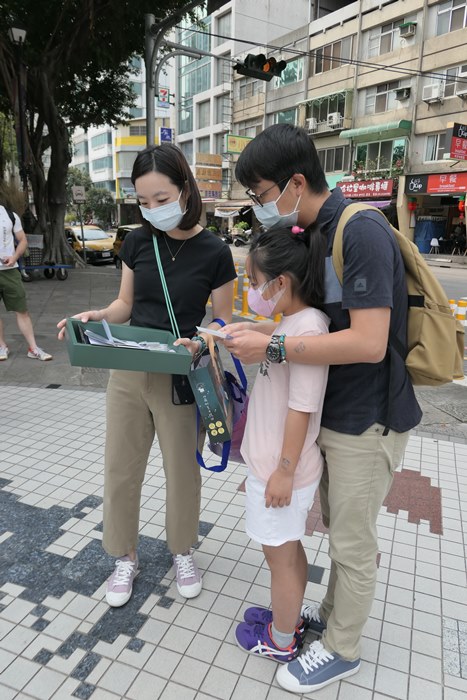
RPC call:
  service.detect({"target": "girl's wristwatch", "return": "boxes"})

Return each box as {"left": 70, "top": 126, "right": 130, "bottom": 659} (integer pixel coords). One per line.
{"left": 266, "top": 334, "right": 287, "bottom": 363}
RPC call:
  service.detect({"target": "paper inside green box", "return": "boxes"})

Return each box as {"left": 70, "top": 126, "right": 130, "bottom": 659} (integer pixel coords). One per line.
{"left": 66, "top": 319, "right": 192, "bottom": 374}
{"left": 189, "top": 346, "right": 233, "bottom": 444}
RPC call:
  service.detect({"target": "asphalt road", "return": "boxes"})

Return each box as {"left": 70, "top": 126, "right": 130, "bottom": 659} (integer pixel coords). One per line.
{"left": 1, "top": 255, "right": 466, "bottom": 442}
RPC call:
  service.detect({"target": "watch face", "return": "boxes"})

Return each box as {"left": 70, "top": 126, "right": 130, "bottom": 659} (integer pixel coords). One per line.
{"left": 266, "top": 342, "right": 281, "bottom": 363}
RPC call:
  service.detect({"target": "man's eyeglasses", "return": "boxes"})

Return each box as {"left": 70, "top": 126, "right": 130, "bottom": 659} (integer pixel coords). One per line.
{"left": 245, "top": 177, "right": 289, "bottom": 207}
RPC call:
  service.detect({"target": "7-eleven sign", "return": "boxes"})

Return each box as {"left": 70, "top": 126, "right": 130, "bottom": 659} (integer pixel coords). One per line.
{"left": 158, "top": 87, "right": 169, "bottom": 103}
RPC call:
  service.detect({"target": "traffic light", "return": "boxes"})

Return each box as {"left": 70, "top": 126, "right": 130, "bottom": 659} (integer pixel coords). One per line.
{"left": 234, "top": 54, "right": 287, "bottom": 82}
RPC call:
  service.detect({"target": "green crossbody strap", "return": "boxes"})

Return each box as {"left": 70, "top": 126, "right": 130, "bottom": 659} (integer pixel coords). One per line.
{"left": 152, "top": 235, "right": 181, "bottom": 339}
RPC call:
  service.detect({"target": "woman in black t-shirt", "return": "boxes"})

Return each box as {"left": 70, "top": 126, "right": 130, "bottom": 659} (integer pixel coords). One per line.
{"left": 58, "top": 144, "right": 236, "bottom": 606}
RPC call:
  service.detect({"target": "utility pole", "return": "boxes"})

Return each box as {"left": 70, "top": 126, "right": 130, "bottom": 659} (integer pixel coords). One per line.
{"left": 144, "top": 1, "right": 201, "bottom": 147}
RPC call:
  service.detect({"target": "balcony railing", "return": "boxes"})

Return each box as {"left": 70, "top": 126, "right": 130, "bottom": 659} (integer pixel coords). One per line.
{"left": 306, "top": 114, "right": 344, "bottom": 134}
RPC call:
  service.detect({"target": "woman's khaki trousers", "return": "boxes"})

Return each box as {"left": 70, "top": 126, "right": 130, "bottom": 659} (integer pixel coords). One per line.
{"left": 103, "top": 370, "right": 201, "bottom": 556}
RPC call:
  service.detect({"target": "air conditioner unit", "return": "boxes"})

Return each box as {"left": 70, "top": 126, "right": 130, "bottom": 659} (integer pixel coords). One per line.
{"left": 422, "top": 83, "right": 444, "bottom": 103}
{"left": 456, "top": 87, "right": 467, "bottom": 99}
{"left": 399, "top": 22, "right": 416, "bottom": 38}
{"left": 395, "top": 87, "right": 411, "bottom": 100}
{"left": 327, "top": 112, "right": 342, "bottom": 127}
{"left": 306, "top": 117, "right": 318, "bottom": 131}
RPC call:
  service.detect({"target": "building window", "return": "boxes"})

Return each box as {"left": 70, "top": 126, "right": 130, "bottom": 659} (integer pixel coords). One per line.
{"left": 216, "top": 54, "right": 231, "bottom": 85}
{"left": 274, "top": 58, "right": 304, "bottom": 87}
{"left": 92, "top": 156, "right": 113, "bottom": 171}
{"left": 314, "top": 37, "right": 352, "bottom": 74}
{"left": 179, "top": 141, "right": 193, "bottom": 164}
{"left": 94, "top": 181, "right": 115, "bottom": 192}
{"left": 367, "top": 17, "right": 415, "bottom": 57}
{"left": 91, "top": 132, "right": 112, "bottom": 148}
{"left": 269, "top": 109, "right": 296, "bottom": 125}
{"left": 425, "top": 133, "right": 446, "bottom": 161}
{"left": 130, "top": 56, "right": 142, "bottom": 72}
{"left": 215, "top": 133, "right": 226, "bottom": 155}
{"left": 365, "top": 81, "right": 401, "bottom": 114}
{"left": 443, "top": 63, "right": 467, "bottom": 96}
{"left": 118, "top": 152, "right": 138, "bottom": 170}
{"left": 317, "top": 146, "right": 349, "bottom": 172}
{"left": 131, "top": 81, "right": 143, "bottom": 96}
{"left": 179, "top": 99, "right": 193, "bottom": 134}
{"left": 309, "top": 93, "right": 346, "bottom": 125}
{"left": 197, "top": 100, "right": 210, "bottom": 129}
{"left": 76, "top": 162, "right": 89, "bottom": 174}
{"left": 129, "top": 107, "right": 143, "bottom": 119}
{"left": 216, "top": 12, "right": 231, "bottom": 46}
{"left": 236, "top": 118, "right": 263, "bottom": 138}
{"left": 216, "top": 94, "right": 230, "bottom": 124}
{"left": 354, "top": 138, "right": 406, "bottom": 174}
{"left": 129, "top": 125, "right": 146, "bottom": 136}
{"left": 74, "top": 140, "right": 88, "bottom": 158}
{"left": 197, "top": 136, "right": 210, "bottom": 153}
{"left": 222, "top": 168, "right": 230, "bottom": 190}
{"left": 234, "top": 76, "right": 263, "bottom": 100}
{"left": 437, "top": 0, "right": 467, "bottom": 35}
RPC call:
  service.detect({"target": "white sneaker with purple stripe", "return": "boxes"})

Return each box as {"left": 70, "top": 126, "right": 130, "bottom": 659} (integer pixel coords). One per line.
{"left": 105, "top": 555, "right": 139, "bottom": 607}
{"left": 173, "top": 550, "right": 202, "bottom": 598}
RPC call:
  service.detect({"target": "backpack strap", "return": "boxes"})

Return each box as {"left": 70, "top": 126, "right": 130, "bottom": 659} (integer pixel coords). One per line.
{"left": 332, "top": 203, "right": 387, "bottom": 284}
{"left": 6, "top": 208, "right": 16, "bottom": 229}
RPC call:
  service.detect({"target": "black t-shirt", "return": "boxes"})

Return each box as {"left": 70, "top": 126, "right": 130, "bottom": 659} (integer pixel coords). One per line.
{"left": 120, "top": 225, "right": 236, "bottom": 338}
{"left": 318, "top": 188, "right": 422, "bottom": 435}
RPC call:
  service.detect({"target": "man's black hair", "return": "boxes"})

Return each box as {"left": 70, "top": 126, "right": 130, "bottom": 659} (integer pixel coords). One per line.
{"left": 235, "top": 124, "right": 328, "bottom": 195}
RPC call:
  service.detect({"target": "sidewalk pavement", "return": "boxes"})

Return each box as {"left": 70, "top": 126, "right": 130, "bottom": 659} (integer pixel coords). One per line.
{"left": 0, "top": 267, "right": 467, "bottom": 700}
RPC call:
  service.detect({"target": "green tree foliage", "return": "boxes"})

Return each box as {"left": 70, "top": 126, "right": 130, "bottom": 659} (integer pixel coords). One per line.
{"left": 0, "top": 0, "right": 204, "bottom": 263}
{"left": 85, "top": 187, "right": 116, "bottom": 228}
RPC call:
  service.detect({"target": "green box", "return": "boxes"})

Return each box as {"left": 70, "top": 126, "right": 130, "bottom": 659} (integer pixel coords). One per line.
{"left": 66, "top": 319, "right": 192, "bottom": 374}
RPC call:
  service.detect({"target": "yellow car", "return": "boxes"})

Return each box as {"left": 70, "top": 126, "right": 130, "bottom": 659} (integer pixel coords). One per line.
{"left": 65, "top": 225, "right": 115, "bottom": 265}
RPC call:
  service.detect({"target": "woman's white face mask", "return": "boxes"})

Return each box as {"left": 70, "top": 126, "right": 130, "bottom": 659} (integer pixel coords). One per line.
{"left": 139, "top": 190, "right": 186, "bottom": 231}
{"left": 252, "top": 179, "right": 301, "bottom": 230}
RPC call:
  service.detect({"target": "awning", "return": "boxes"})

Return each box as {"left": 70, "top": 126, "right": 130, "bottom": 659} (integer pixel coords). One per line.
{"left": 214, "top": 200, "right": 252, "bottom": 217}
{"left": 299, "top": 89, "right": 352, "bottom": 106}
{"left": 339, "top": 120, "right": 412, "bottom": 141}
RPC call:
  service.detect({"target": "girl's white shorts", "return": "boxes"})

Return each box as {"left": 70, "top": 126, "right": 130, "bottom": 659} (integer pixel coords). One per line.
{"left": 245, "top": 472, "right": 320, "bottom": 547}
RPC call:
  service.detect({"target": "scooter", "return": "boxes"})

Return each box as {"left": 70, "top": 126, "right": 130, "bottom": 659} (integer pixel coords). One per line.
{"left": 221, "top": 230, "right": 233, "bottom": 244}
{"left": 233, "top": 228, "right": 253, "bottom": 246}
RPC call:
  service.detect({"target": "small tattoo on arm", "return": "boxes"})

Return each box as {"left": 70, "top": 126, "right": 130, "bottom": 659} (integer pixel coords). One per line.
{"left": 281, "top": 458, "right": 291, "bottom": 469}
{"left": 294, "top": 341, "right": 306, "bottom": 354}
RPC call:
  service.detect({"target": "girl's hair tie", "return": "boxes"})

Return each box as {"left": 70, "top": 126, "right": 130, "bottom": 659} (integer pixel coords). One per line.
{"left": 291, "top": 226, "right": 304, "bottom": 235}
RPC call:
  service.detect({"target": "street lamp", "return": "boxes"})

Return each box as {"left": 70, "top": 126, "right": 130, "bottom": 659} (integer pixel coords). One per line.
{"left": 8, "top": 24, "right": 28, "bottom": 193}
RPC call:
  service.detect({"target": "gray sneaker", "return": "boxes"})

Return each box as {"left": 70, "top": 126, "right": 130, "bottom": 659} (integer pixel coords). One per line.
{"left": 173, "top": 550, "right": 202, "bottom": 598}
{"left": 27, "top": 346, "right": 53, "bottom": 361}
{"left": 0, "top": 346, "right": 9, "bottom": 361}
{"left": 276, "top": 640, "right": 360, "bottom": 693}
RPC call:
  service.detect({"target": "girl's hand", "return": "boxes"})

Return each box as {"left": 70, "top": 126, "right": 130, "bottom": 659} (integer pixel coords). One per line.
{"left": 173, "top": 337, "right": 203, "bottom": 356}
{"left": 265, "top": 469, "right": 294, "bottom": 508}
{"left": 223, "top": 329, "right": 269, "bottom": 364}
{"left": 57, "top": 310, "right": 103, "bottom": 341}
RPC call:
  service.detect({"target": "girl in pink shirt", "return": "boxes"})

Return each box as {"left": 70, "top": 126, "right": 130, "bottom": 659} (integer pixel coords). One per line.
{"left": 233, "top": 227, "right": 329, "bottom": 663}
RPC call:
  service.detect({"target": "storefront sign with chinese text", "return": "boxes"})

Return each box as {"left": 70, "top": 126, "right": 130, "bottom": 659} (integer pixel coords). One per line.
{"left": 336, "top": 179, "right": 393, "bottom": 198}
{"left": 447, "top": 123, "right": 467, "bottom": 161}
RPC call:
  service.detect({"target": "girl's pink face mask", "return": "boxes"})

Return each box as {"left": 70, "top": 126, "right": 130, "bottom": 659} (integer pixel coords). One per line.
{"left": 247, "top": 279, "right": 284, "bottom": 317}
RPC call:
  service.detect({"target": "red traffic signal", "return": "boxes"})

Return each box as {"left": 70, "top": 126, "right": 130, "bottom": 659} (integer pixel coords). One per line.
{"left": 234, "top": 54, "right": 287, "bottom": 82}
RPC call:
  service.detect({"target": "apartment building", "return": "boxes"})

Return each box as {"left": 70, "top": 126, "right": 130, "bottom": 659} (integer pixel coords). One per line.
{"left": 70, "top": 56, "right": 175, "bottom": 222}
{"left": 175, "top": 0, "right": 314, "bottom": 224}
{"left": 228, "top": 0, "right": 467, "bottom": 246}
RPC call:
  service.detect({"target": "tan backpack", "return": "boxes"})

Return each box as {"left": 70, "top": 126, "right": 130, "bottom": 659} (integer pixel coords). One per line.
{"left": 332, "top": 203, "right": 465, "bottom": 386}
